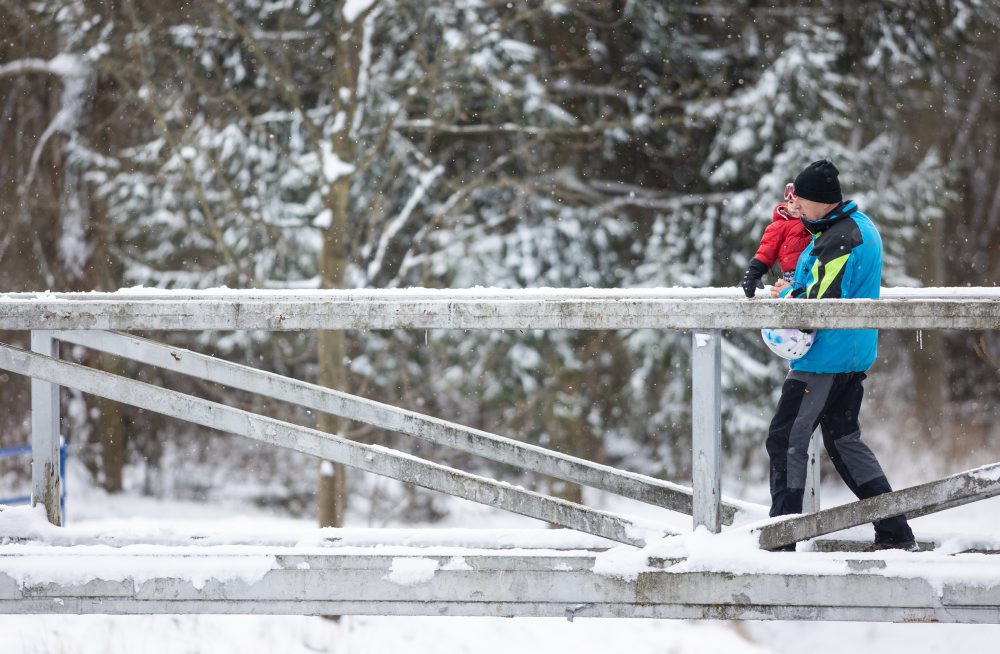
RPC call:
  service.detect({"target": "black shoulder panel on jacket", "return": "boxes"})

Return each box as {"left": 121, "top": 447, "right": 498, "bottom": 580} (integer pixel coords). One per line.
{"left": 810, "top": 216, "right": 863, "bottom": 265}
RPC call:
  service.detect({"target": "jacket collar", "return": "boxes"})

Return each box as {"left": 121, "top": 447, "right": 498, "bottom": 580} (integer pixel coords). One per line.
{"left": 801, "top": 200, "right": 855, "bottom": 235}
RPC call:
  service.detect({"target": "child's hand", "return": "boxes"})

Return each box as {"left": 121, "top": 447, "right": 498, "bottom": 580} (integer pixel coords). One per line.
{"left": 741, "top": 259, "right": 769, "bottom": 298}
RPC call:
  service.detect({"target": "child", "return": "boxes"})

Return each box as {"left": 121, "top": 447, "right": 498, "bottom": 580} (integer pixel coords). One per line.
{"left": 740, "top": 183, "right": 811, "bottom": 298}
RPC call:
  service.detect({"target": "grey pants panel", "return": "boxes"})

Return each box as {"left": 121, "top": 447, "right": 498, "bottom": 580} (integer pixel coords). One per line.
{"left": 830, "top": 429, "right": 886, "bottom": 486}
{"left": 785, "top": 371, "right": 834, "bottom": 489}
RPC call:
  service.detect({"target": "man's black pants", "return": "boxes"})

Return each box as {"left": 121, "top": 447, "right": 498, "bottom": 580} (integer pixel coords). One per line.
{"left": 766, "top": 370, "right": 914, "bottom": 544}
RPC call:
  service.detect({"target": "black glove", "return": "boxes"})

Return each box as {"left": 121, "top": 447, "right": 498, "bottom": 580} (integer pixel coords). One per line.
{"left": 741, "top": 258, "right": 769, "bottom": 298}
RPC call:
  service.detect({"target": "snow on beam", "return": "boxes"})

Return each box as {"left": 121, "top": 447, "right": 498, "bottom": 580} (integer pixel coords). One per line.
{"left": 756, "top": 462, "right": 1000, "bottom": 550}
{"left": 50, "top": 330, "right": 746, "bottom": 524}
{"left": 0, "top": 527, "right": 616, "bottom": 551}
{"left": 2, "top": 551, "right": 1000, "bottom": 622}
{"left": 0, "top": 343, "right": 666, "bottom": 547}
{"left": 0, "top": 289, "right": 999, "bottom": 330}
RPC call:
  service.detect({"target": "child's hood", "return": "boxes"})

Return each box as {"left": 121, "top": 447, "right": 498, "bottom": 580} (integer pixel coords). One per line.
{"left": 772, "top": 202, "right": 796, "bottom": 222}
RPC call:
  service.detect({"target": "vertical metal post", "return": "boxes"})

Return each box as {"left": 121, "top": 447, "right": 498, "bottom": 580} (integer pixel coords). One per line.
{"left": 31, "top": 330, "right": 62, "bottom": 526}
{"left": 691, "top": 330, "right": 721, "bottom": 533}
{"left": 803, "top": 431, "right": 821, "bottom": 514}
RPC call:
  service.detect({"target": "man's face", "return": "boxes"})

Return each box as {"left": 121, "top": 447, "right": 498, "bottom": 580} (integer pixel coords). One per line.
{"left": 788, "top": 195, "right": 838, "bottom": 222}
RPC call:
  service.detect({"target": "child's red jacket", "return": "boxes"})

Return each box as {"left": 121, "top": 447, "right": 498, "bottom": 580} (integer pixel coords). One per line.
{"left": 754, "top": 203, "right": 812, "bottom": 273}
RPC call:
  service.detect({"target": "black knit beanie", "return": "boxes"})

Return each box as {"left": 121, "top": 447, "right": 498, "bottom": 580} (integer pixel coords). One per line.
{"left": 793, "top": 160, "right": 842, "bottom": 204}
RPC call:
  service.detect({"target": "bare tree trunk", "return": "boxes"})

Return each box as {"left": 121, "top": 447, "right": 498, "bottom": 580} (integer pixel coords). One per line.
{"left": 909, "top": 220, "right": 948, "bottom": 448}
{"left": 907, "top": 98, "right": 950, "bottom": 452}
{"left": 315, "top": 1, "right": 371, "bottom": 529}
{"left": 93, "top": 203, "right": 129, "bottom": 493}
{"left": 316, "top": 176, "right": 352, "bottom": 527}
{"left": 96, "top": 353, "right": 128, "bottom": 492}
{"left": 317, "top": 329, "right": 348, "bottom": 526}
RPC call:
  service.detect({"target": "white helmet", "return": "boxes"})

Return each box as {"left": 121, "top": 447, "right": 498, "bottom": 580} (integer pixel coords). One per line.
{"left": 761, "top": 328, "right": 815, "bottom": 360}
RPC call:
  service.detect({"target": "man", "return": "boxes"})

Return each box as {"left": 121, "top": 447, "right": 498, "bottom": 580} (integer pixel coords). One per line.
{"left": 767, "top": 159, "right": 916, "bottom": 552}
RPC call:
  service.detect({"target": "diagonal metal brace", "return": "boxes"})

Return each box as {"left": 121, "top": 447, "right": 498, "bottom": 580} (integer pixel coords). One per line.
{"left": 756, "top": 462, "right": 1000, "bottom": 550}
{"left": 0, "top": 342, "right": 668, "bottom": 547}
{"left": 50, "top": 330, "right": 747, "bottom": 524}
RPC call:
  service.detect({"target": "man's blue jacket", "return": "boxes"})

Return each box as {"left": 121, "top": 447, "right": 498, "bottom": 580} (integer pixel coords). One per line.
{"left": 778, "top": 200, "right": 882, "bottom": 373}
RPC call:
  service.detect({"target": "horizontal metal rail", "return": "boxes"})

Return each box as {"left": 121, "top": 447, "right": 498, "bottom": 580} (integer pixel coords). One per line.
{"left": 1, "top": 289, "right": 999, "bottom": 330}
{"left": 51, "top": 330, "right": 748, "bottom": 524}
{"left": 0, "top": 444, "right": 34, "bottom": 507}
{"left": 756, "top": 462, "right": 1000, "bottom": 550}
{"left": 3, "top": 549, "right": 1000, "bottom": 621}
{"left": 0, "top": 343, "right": 666, "bottom": 547}
{"left": 0, "top": 439, "right": 66, "bottom": 519}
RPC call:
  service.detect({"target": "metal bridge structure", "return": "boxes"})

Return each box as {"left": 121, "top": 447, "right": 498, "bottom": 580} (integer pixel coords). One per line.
{"left": 1, "top": 288, "right": 999, "bottom": 622}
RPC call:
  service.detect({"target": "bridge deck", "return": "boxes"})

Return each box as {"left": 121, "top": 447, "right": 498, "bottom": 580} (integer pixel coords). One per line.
{"left": 3, "top": 521, "right": 1000, "bottom": 622}
{"left": 3, "top": 544, "right": 1000, "bottom": 621}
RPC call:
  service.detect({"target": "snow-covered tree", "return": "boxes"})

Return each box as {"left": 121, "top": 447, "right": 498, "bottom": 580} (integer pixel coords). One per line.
{"left": 4, "top": 0, "right": 1000, "bottom": 513}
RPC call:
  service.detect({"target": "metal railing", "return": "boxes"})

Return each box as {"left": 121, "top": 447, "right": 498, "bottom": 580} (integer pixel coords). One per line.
{"left": 4, "top": 289, "right": 1000, "bottom": 621}
{"left": 1, "top": 289, "right": 998, "bottom": 543}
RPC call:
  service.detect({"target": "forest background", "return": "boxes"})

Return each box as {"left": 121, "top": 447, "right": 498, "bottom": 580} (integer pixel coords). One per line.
{"left": 1, "top": 0, "right": 999, "bottom": 527}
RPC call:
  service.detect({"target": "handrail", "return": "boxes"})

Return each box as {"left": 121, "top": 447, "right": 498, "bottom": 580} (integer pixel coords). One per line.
{"left": 6, "top": 288, "right": 997, "bottom": 544}
{"left": 0, "top": 288, "right": 998, "bottom": 330}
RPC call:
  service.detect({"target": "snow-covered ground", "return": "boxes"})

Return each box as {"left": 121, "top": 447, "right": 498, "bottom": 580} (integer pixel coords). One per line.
{"left": 4, "top": 464, "right": 1000, "bottom": 653}
{"left": 6, "top": 606, "right": 1000, "bottom": 654}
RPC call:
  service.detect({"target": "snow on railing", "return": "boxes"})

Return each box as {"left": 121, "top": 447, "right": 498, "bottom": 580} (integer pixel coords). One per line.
{"left": 0, "top": 287, "right": 998, "bottom": 330}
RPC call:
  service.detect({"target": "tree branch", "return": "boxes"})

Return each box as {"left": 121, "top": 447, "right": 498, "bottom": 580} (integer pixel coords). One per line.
{"left": 0, "top": 58, "right": 59, "bottom": 78}
{"left": 392, "top": 115, "right": 686, "bottom": 136}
